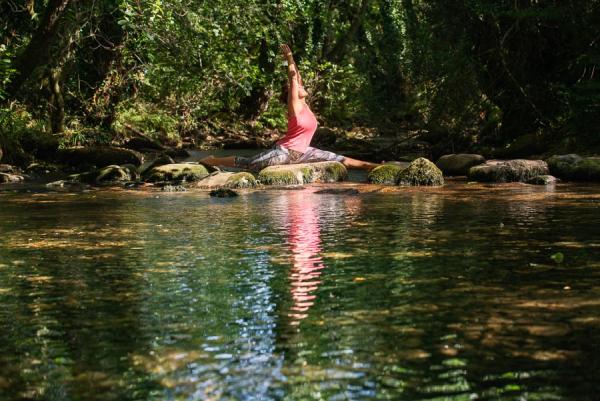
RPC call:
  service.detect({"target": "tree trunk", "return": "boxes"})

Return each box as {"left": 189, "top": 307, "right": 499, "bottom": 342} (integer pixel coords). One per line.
{"left": 6, "top": 0, "right": 74, "bottom": 97}
{"left": 48, "top": 67, "right": 65, "bottom": 134}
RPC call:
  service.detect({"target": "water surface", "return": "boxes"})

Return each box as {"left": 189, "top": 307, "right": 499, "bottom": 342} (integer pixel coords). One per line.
{"left": 0, "top": 182, "right": 599, "bottom": 400}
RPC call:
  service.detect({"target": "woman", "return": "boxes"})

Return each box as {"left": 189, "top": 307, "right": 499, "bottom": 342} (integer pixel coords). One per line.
{"left": 200, "top": 44, "right": 379, "bottom": 172}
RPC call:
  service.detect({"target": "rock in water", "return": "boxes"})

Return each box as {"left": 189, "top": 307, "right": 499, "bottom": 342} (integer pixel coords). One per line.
{"left": 397, "top": 158, "right": 444, "bottom": 186}
{"left": 468, "top": 160, "right": 549, "bottom": 183}
{"left": 197, "top": 172, "right": 258, "bottom": 189}
{"left": 226, "top": 172, "right": 258, "bottom": 189}
{"left": 145, "top": 163, "right": 209, "bottom": 183}
{"left": 95, "top": 165, "right": 133, "bottom": 185}
{"left": 258, "top": 161, "right": 347, "bottom": 185}
{"left": 57, "top": 147, "right": 143, "bottom": 168}
{"left": 527, "top": 175, "right": 558, "bottom": 185}
{"left": 210, "top": 188, "right": 238, "bottom": 197}
{"left": 436, "top": 154, "right": 485, "bottom": 176}
{"left": 546, "top": 154, "right": 600, "bottom": 182}
{"left": 0, "top": 172, "right": 24, "bottom": 183}
{"left": 367, "top": 164, "right": 405, "bottom": 185}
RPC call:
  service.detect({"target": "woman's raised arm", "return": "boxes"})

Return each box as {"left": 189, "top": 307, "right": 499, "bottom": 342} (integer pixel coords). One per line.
{"left": 280, "top": 44, "right": 304, "bottom": 116}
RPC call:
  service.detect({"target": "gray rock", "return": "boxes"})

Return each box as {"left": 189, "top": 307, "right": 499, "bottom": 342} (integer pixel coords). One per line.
{"left": 397, "top": 157, "right": 444, "bottom": 186}
{"left": 210, "top": 188, "right": 238, "bottom": 197}
{"left": 468, "top": 159, "right": 549, "bottom": 183}
{"left": 258, "top": 161, "right": 347, "bottom": 185}
{"left": 95, "top": 165, "right": 132, "bottom": 184}
{"left": 527, "top": 175, "right": 558, "bottom": 185}
{"left": 0, "top": 172, "right": 24, "bottom": 184}
{"left": 197, "top": 171, "right": 258, "bottom": 189}
{"left": 436, "top": 154, "right": 485, "bottom": 176}
{"left": 0, "top": 164, "right": 19, "bottom": 174}
{"left": 546, "top": 154, "right": 600, "bottom": 182}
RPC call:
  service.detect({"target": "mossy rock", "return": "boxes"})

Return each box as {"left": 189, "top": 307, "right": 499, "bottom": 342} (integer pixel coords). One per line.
{"left": 226, "top": 172, "right": 258, "bottom": 188}
{"left": 57, "top": 146, "right": 143, "bottom": 168}
{"left": 468, "top": 159, "right": 549, "bottom": 183}
{"left": 397, "top": 157, "right": 444, "bottom": 186}
{"left": 145, "top": 163, "right": 209, "bottom": 183}
{"left": 367, "top": 164, "right": 404, "bottom": 185}
{"left": 546, "top": 154, "right": 600, "bottom": 182}
{"left": 527, "top": 175, "right": 558, "bottom": 185}
{"left": 258, "top": 161, "right": 347, "bottom": 186}
{"left": 436, "top": 154, "right": 485, "bottom": 176}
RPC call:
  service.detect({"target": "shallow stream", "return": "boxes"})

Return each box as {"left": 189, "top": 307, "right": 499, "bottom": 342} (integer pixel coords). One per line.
{"left": 0, "top": 180, "right": 599, "bottom": 400}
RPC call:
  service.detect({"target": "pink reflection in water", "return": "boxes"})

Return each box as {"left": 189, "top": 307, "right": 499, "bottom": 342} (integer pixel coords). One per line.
{"left": 286, "top": 192, "right": 325, "bottom": 324}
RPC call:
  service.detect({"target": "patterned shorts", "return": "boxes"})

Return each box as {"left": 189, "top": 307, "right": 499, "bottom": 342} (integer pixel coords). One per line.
{"left": 235, "top": 145, "right": 345, "bottom": 172}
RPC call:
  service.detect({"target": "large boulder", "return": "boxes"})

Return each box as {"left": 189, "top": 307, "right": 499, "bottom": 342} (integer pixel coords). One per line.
{"left": 258, "top": 161, "right": 347, "bottom": 185}
{"left": 57, "top": 146, "right": 143, "bottom": 168}
{"left": 468, "top": 159, "right": 549, "bottom": 183}
{"left": 397, "top": 157, "right": 444, "bottom": 186}
{"left": 145, "top": 163, "right": 209, "bottom": 183}
{"left": 436, "top": 154, "right": 485, "bottom": 176}
{"left": 546, "top": 154, "right": 600, "bottom": 182}
{"left": 367, "top": 164, "right": 405, "bottom": 185}
{"left": 197, "top": 171, "right": 258, "bottom": 189}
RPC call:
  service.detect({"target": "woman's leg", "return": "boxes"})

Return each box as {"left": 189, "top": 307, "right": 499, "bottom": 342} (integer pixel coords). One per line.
{"left": 199, "top": 155, "right": 236, "bottom": 167}
{"left": 300, "top": 147, "right": 380, "bottom": 171}
{"left": 341, "top": 156, "right": 379, "bottom": 171}
{"left": 200, "top": 147, "right": 290, "bottom": 171}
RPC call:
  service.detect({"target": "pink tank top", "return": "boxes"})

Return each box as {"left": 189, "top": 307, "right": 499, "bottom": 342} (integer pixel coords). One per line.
{"left": 276, "top": 105, "right": 317, "bottom": 153}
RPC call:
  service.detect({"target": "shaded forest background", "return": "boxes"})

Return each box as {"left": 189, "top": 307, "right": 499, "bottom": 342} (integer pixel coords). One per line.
{"left": 1, "top": 0, "right": 599, "bottom": 163}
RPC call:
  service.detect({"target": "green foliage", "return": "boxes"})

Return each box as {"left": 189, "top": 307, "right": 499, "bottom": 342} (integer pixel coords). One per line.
{"left": 1, "top": 0, "right": 599, "bottom": 154}
{"left": 112, "top": 101, "right": 180, "bottom": 145}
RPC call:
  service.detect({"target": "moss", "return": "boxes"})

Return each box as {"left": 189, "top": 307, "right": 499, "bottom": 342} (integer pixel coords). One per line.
{"left": 225, "top": 172, "right": 258, "bottom": 188}
{"left": 468, "top": 160, "right": 549, "bottom": 183}
{"left": 145, "top": 163, "right": 209, "bottom": 183}
{"left": 367, "top": 164, "right": 404, "bottom": 185}
{"left": 547, "top": 154, "right": 600, "bottom": 181}
{"left": 258, "top": 169, "right": 306, "bottom": 185}
{"left": 321, "top": 162, "right": 347, "bottom": 183}
{"left": 397, "top": 157, "right": 444, "bottom": 186}
{"left": 258, "top": 162, "right": 346, "bottom": 186}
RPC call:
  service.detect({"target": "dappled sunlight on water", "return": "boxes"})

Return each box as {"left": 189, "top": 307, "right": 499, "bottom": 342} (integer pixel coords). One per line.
{"left": 0, "top": 182, "right": 599, "bottom": 400}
